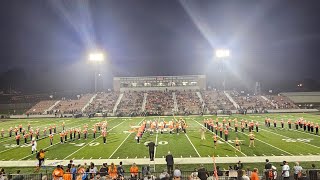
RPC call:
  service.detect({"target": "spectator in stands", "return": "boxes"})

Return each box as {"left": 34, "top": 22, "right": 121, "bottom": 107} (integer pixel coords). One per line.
{"left": 99, "top": 163, "right": 108, "bottom": 177}
{"left": 63, "top": 169, "right": 71, "bottom": 180}
{"left": 117, "top": 162, "right": 125, "bottom": 177}
{"left": 189, "top": 168, "right": 200, "bottom": 180}
{"left": 250, "top": 168, "right": 260, "bottom": 180}
{"left": 282, "top": 161, "right": 290, "bottom": 180}
{"left": 264, "top": 159, "right": 272, "bottom": 180}
{"left": 309, "top": 164, "right": 318, "bottom": 180}
{"left": 71, "top": 164, "right": 77, "bottom": 180}
{"left": 197, "top": 164, "right": 208, "bottom": 180}
{"left": 89, "top": 162, "right": 98, "bottom": 179}
{"left": 0, "top": 168, "right": 6, "bottom": 180}
{"left": 52, "top": 165, "right": 64, "bottom": 180}
{"left": 12, "top": 170, "right": 23, "bottom": 180}
{"left": 108, "top": 163, "right": 117, "bottom": 180}
{"left": 130, "top": 163, "right": 139, "bottom": 180}
{"left": 173, "top": 166, "right": 182, "bottom": 180}
{"left": 159, "top": 169, "right": 170, "bottom": 180}
{"left": 299, "top": 170, "right": 310, "bottom": 180}
{"left": 143, "top": 172, "right": 156, "bottom": 180}
{"left": 241, "top": 170, "right": 250, "bottom": 180}
{"left": 293, "top": 162, "right": 302, "bottom": 180}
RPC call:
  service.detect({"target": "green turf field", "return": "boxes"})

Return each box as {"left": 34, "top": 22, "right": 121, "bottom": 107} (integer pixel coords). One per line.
{"left": 0, "top": 113, "right": 320, "bottom": 162}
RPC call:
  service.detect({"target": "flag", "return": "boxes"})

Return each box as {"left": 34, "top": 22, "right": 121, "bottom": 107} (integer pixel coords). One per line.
{"left": 212, "top": 155, "right": 219, "bottom": 180}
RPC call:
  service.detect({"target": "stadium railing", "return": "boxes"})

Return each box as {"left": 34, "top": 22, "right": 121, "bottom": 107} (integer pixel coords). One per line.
{"left": 15, "top": 171, "right": 320, "bottom": 180}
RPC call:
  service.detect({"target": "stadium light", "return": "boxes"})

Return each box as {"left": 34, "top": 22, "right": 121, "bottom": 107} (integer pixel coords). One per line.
{"left": 215, "top": 49, "right": 230, "bottom": 58}
{"left": 214, "top": 48, "right": 231, "bottom": 91}
{"left": 88, "top": 52, "right": 105, "bottom": 63}
{"left": 88, "top": 51, "right": 105, "bottom": 92}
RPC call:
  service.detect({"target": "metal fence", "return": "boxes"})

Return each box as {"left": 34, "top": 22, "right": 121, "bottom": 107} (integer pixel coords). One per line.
{"left": 6, "top": 169, "right": 320, "bottom": 180}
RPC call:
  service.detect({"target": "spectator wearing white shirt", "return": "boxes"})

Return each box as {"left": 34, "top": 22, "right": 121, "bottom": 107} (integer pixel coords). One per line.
{"left": 293, "top": 162, "right": 302, "bottom": 180}
{"left": 282, "top": 161, "right": 290, "bottom": 180}
{"left": 241, "top": 170, "right": 250, "bottom": 180}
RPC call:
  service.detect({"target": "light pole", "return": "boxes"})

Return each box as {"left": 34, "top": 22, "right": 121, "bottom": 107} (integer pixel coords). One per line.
{"left": 88, "top": 52, "right": 105, "bottom": 92}
{"left": 215, "top": 48, "right": 230, "bottom": 91}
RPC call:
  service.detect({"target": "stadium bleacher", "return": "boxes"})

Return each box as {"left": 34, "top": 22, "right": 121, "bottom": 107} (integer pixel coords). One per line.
{"left": 84, "top": 92, "right": 119, "bottom": 114}
{"left": 145, "top": 90, "right": 174, "bottom": 115}
{"left": 116, "top": 91, "right": 144, "bottom": 116}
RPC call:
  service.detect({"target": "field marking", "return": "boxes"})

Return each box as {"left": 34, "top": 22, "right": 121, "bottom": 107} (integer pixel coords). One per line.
{"left": 229, "top": 127, "right": 294, "bottom": 156}
{"left": 16, "top": 119, "right": 103, "bottom": 161}
{"left": 192, "top": 119, "right": 247, "bottom": 157}
{"left": 154, "top": 133, "right": 159, "bottom": 159}
{"left": 0, "top": 118, "right": 84, "bottom": 144}
{"left": 185, "top": 133, "right": 201, "bottom": 157}
{"left": 108, "top": 118, "right": 146, "bottom": 159}
{"left": 290, "top": 129, "right": 320, "bottom": 138}
{"left": 260, "top": 128, "right": 320, "bottom": 149}
{"left": 63, "top": 120, "right": 127, "bottom": 160}
{"left": 0, "top": 119, "right": 91, "bottom": 154}
{"left": 108, "top": 133, "right": 132, "bottom": 159}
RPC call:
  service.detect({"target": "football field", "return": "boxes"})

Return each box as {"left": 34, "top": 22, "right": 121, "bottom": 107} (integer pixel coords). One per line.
{"left": 0, "top": 113, "right": 320, "bottom": 165}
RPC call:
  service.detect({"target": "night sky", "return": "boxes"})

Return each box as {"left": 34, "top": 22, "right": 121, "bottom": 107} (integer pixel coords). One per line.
{"left": 0, "top": 0, "right": 320, "bottom": 93}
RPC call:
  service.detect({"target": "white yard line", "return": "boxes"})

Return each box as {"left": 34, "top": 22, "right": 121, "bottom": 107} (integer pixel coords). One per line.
{"left": 108, "top": 133, "right": 132, "bottom": 159}
{"left": 192, "top": 119, "right": 247, "bottom": 157}
{"left": 290, "top": 129, "right": 320, "bottom": 138}
{"left": 154, "top": 133, "right": 159, "bottom": 158}
{"left": 0, "top": 119, "right": 83, "bottom": 144}
{"left": 108, "top": 118, "right": 146, "bottom": 159}
{"left": 63, "top": 120, "right": 127, "bottom": 160}
{"left": 260, "top": 128, "right": 320, "bottom": 149}
{"left": 185, "top": 133, "right": 201, "bottom": 157}
{"left": 17, "top": 121, "right": 97, "bottom": 161}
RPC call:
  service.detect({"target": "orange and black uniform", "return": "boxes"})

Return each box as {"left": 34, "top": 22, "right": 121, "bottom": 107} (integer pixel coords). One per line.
{"left": 224, "top": 129, "right": 229, "bottom": 141}
{"left": 16, "top": 134, "right": 21, "bottom": 145}
{"left": 60, "top": 132, "right": 64, "bottom": 143}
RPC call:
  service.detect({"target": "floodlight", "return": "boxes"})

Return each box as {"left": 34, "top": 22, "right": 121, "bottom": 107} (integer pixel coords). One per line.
{"left": 89, "top": 52, "right": 105, "bottom": 62}
{"left": 215, "top": 49, "right": 230, "bottom": 58}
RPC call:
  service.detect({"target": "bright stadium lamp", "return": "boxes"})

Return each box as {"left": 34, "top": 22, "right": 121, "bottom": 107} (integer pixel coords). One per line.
{"left": 215, "top": 49, "right": 230, "bottom": 58}
{"left": 88, "top": 52, "right": 105, "bottom": 63}
{"left": 88, "top": 51, "right": 106, "bottom": 92}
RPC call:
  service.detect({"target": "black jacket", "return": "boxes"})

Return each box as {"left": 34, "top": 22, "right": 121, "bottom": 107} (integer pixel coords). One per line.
{"left": 165, "top": 154, "right": 174, "bottom": 165}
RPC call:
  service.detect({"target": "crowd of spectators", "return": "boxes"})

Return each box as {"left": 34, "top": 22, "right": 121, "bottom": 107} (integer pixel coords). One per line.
{"left": 85, "top": 92, "right": 119, "bottom": 114}
{"left": 176, "top": 90, "right": 202, "bottom": 115}
{"left": 116, "top": 91, "right": 144, "bottom": 116}
{"left": 267, "top": 95, "right": 299, "bottom": 109}
{"left": 145, "top": 91, "right": 174, "bottom": 116}
{"left": 51, "top": 94, "right": 94, "bottom": 114}
{"left": 25, "top": 100, "right": 57, "bottom": 115}
{"left": 3, "top": 159, "right": 319, "bottom": 180}
{"left": 201, "top": 90, "right": 235, "bottom": 113}
{"left": 228, "top": 91, "right": 271, "bottom": 112}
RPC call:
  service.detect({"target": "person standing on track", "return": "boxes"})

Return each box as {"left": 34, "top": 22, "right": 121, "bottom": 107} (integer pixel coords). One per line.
{"left": 255, "top": 122, "right": 259, "bottom": 133}
{"left": 249, "top": 132, "right": 255, "bottom": 147}
{"left": 146, "top": 141, "right": 157, "bottom": 161}
{"left": 315, "top": 123, "right": 319, "bottom": 135}
{"left": 165, "top": 151, "right": 174, "bottom": 175}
